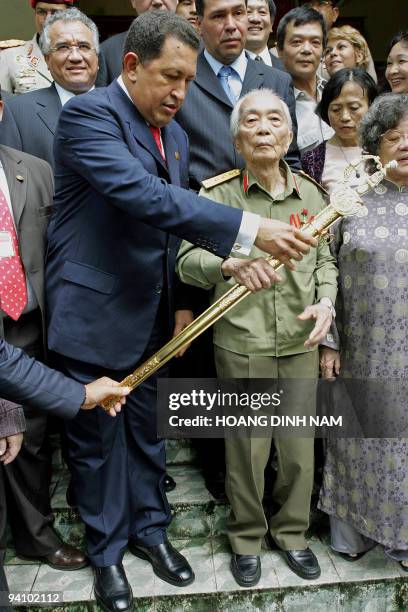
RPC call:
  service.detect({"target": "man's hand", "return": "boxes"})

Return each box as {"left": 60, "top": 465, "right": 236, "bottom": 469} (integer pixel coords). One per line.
{"left": 298, "top": 303, "right": 333, "bottom": 348}
{"left": 0, "top": 433, "right": 24, "bottom": 465}
{"left": 255, "top": 219, "right": 317, "bottom": 270}
{"left": 319, "top": 347, "right": 341, "bottom": 380}
{"left": 173, "top": 309, "right": 194, "bottom": 357}
{"left": 82, "top": 378, "right": 131, "bottom": 417}
{"left": 221, "top": 257, "right": 281, "bottom": 292}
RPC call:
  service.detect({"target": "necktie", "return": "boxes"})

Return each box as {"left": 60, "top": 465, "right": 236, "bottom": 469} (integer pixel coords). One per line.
{"left": 218, "top": 66, "right": 237, "bottom": 104}
{"left": 149, "top": 125, "right": 166, "bottom": 161}
{"left": 255, "top": 55, "right": 263, "bottom": 62}
{"left": 0, "top": 187, "right": 27, "bottom": 320}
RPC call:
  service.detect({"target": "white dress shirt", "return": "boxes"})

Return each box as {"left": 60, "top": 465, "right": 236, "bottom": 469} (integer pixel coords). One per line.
{"left": 117, "top": 75, "right": 259, "bottom": 256}
{"left": 246, "top": 47, "right": 272, "bottom": 67}
{"left": 54, "top": 82, "right": 95, "bottom": 106}
{"left": 294, "top": 76, "right": 334, "bottom": 154}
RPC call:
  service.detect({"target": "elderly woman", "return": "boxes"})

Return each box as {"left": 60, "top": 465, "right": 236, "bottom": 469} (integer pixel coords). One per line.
{"left": 177, "top": 89, "right": 338, "bottom": 586}
{"left": 319, "top": 93, "right": 408, "bottom": 570}
{"left": 302, "top": 68, "right": 377, "bottom": 191}
{"left": 386, "top": 31, "right": 408, "bottom": 94}
{"left": 324, "top": 26, "right": 376, "bottom": 82}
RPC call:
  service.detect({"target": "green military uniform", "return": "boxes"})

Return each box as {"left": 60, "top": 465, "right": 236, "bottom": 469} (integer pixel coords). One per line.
{"left": 0, "top": 34, "right": 52, "bottom": 94}
{"left": 177, "top": 162, "right": 338, "bottom": 553}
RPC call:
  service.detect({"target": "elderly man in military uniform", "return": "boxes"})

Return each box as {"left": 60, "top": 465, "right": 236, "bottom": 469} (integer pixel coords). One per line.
{"left": 177, "top": 89, "right": 338, "bottom": 586}
{"left": 0, "top": 0, "right": 75, "bottom": 94}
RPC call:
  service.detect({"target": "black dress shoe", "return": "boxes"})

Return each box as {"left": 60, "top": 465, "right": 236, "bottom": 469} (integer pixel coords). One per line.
{"left": 129, "top": 539, "right": 195, "bottom": 587}
{"left": 164, "top": 473, "right": 176, "bottom": 492}
{"left": 283, "top": 548, "right": 321, "bottom": 580}
{"left": 231, "top": 554, "right": 261, "bottom": 587}
{"left": 94, "top": 564, "right": 133, "bottom": 612}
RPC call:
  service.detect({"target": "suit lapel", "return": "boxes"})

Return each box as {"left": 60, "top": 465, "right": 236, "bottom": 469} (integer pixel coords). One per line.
{"left": 162, "top": 127, "right": 181, "bottom": 186}
{"left": 195, "top": 52, "right": 233, "bottom": 108}
{"left": 0, "top": 148, "right": 27, "bottom": 228}
{"left": 241, "top": 58, "right": 265, "bottom": 96}
{"left": 36, "top": 85, "right": 62, "bottom": 136}
{"left": 109, "top": 81, "right": 168, "bottom": 172}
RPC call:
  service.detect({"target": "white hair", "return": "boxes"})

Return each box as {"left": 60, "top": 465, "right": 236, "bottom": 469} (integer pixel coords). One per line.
{"left": 40, "top": 8, "right": 100, "bottom": 55}
{"left": 230, "top": 89, "right": 292, "bottom": 139}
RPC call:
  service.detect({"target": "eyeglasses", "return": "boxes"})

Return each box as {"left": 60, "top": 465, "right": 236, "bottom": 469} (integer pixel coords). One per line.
{"left": 48, "top": 43, "right": 97, "bottom": 58}
{"left": 308, "top": 1, "right": 334, "bottom": 7}
{"left": 381, "top": 130, "right": 408, "bottom": 146}
{"left": 35, "top": 8, "right": 65, "bottom": 17}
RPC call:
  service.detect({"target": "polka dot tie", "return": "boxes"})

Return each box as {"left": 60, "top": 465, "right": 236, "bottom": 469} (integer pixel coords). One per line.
{"left": 0, "top": 187, "right": 27, "bottom": 321}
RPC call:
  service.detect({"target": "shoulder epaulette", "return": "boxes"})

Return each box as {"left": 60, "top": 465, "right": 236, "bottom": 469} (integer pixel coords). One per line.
{"left": 297, "top": 171, "right": 329, "bottom": 196}
{"left": 201, "top": 168, "right": 241, "bottom": 189}
{"left": 0, "top": 39, "right": 25, "bottom": 50}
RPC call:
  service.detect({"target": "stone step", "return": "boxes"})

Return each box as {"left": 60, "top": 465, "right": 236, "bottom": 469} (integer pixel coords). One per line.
{"left": 49, "top": 464, "right": 228, "bottom": 546}
{"left": 47, "top": 464, "right": 326, "bottom": 546}
{"left": 5, "top": 534, "right": 407, "bottom": 611}
{"left": 51, "top": 438, "right": 196, "bottom": 471}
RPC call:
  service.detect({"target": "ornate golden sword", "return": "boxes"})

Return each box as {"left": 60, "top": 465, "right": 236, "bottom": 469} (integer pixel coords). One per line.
{"left": 100, "top": 157, "right": 397, "bottom": 411}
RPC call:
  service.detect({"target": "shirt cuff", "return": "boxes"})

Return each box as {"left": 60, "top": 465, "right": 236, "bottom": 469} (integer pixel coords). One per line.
{"left": 231, "top": 211, "right": 260, "bottom": 256}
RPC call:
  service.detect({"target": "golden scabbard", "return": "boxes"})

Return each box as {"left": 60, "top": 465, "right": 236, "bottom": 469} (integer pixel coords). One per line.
{"left": 100, "top": 157, "right": 395, "bottom": 411}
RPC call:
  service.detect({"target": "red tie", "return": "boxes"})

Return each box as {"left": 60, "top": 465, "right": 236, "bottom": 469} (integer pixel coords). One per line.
{"left": 149, "top": 126, "right": 166, "bottom": 161}
{"left": 0, "top": 187, "right": 27, "bottom": 321}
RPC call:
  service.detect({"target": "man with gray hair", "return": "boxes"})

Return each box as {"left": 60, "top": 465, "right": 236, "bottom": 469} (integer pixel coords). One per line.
{"left": 0, "top": 8, "right": 99, "bottom": 167}
{"left": 177, "top": 88, "right": 338, "bottom": 586}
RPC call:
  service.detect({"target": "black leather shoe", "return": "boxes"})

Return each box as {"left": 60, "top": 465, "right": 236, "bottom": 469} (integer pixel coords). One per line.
{"left": 231, "top": 554, "right": 261, "bottom": 587}
{"left": 283, "top": 548, "right": 321, "bottom": 580}
{"left": 129, "top": 539, "right": 195, "bottom": 587}
{"left": 94, "top": 564, "right": 133, "bottom": 612}
{"left": 164, "top": 473, "right": 176, "bottom": 492}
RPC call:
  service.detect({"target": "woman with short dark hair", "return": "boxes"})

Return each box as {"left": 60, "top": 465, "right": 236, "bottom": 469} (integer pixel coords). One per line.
{"left": 301, "top": 68, "right": 377, "bottom": 192}
{"left": 386, "top": 31, "right": 408, "bottom": 94}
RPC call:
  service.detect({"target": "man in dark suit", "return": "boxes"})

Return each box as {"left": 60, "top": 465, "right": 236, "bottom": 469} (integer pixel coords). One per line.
{"left": 45, "top": 12, "right": 315, "bottom": 612}
{"left": 0, "top": 337, "right": 130, "bottom": 611}
{"left": 176, "top": 0, "right": 300, "bottom": 192}
{"left": 96, "top": 0, "right": 177, "bottom": 87}
{"left": 0, "top": 92, "right": 87, "bottom": 571}
{"left": 0, "top": 8, "right": 99, "bottom": 167}
{"left": 245, "top": 0, "right": 285, "bottom": 70}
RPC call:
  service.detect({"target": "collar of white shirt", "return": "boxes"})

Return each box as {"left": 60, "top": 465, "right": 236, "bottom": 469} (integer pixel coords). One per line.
{"left": 294, "top": 74, "right": 326, "bottom": 102}
{"left": 54, "top": 82, "right": 95, "bottom": 106}
{"left": 203, "top": 49, "right": 247, "bottom": 82}
{"left": 246, "top": 47, "right": 272, "bottom": 67}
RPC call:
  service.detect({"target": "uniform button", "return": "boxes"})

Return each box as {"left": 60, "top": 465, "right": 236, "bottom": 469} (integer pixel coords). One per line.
{"left": 155, "top": 284, "right": 162, "bottom": 294}
{"left": 277, "top": 315, "right": 282, "bottom": 321}
{"left": 233, "top": 243, "right": 242, "bottom": 251}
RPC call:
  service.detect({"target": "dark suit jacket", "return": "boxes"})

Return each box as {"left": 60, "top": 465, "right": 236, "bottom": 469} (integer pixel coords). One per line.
{"left": 0, "top": 91, "right": 22, "bottom": 149}
{"left": 0, "top": 146, "right": 54, "bottom": 349}
{"left": 0, "top": 338, "right": 83, "bottom": 421}
{"left": 270, "top": 52, "right": 287, "bottom": 72}
{"left": 46, "top": 80, "right": 242, "bottom": 370}
{"left": 95, "top": 31, "right": 126, "bottom": 87}
{"left": 0, "top": 84, "right": 62, "bottom": 167}
{"left": 176, "top": 52, "right": 301, "bottom": 190}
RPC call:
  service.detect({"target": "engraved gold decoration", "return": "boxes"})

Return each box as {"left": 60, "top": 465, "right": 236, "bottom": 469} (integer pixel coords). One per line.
{"left": 100, "top": 157, "right": 396, "bottom": 411}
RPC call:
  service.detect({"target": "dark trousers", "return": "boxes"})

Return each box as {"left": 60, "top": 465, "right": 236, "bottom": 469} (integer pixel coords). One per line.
{"left": 1, "top": 310, "right": 60, "bottom": 558}
{"left": 0, "top": 468, "right": 11, "bottom": 612}
{"left": 55, "top": 313, "right": 171, "bottom": 567}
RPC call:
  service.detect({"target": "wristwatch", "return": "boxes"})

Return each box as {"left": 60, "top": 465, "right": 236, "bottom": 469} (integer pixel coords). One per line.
{"left": 319, "top": 297, "right": 336, "bottom": 319}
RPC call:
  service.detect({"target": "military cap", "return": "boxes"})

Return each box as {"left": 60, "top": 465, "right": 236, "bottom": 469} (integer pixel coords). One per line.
{"left": 30, "top": 0, "right": 76, "bottom": 7}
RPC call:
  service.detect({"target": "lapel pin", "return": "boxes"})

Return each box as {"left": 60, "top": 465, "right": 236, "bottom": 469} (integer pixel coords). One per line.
{"left": 175, "top": 151, "right": 180, "bottom": 160}
{"left": 16, "top": 175, "right": 25, "bottom": 182}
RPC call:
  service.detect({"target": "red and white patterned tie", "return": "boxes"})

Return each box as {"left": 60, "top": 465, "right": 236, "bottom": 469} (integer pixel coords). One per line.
{"left": 0, "top": 186, "right": 27, "bottom": 320}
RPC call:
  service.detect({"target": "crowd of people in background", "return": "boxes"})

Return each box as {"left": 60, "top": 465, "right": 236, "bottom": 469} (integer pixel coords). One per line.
{"left": 0, "top": 1, "right": 407, "bottom": 611}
